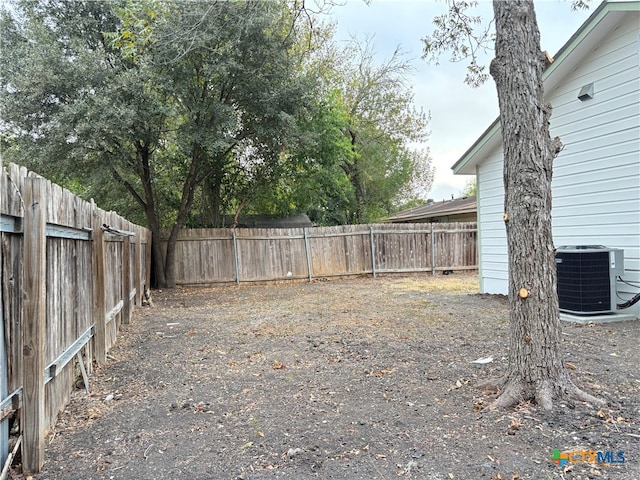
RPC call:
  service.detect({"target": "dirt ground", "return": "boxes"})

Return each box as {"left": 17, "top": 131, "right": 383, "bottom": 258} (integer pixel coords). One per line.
{"left": 17, "top": 274, "right": 640, "bottom": 479}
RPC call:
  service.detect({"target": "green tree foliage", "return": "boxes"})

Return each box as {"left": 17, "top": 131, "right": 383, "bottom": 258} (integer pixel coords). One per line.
{"left": 2, "top": 0, "right": 317, "bottom": 287}
{"left": 2, "top": 0, "right": 181, "bottom": 286}
{"left": 1, "top": 0, "right": 434, "bottom": 286}
{"left": 243, "top": 37, "right": 435, "bottom": 225}
{"left": 336, "top": 41, "right": 433, "bottom": 223}
{"left": 245, "top": 90, "right": 356, "bottom": 226}
{"left": 459, "top": 177, "right": 477, "bottom": 197}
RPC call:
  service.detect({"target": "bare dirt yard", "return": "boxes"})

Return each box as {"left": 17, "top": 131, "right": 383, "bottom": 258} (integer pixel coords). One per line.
{"left": 21, "top": 274, "right": 640, "bottom": 479}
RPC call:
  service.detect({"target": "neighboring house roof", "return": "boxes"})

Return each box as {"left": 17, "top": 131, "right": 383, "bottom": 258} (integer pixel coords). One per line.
{"left": 223, "top": 213, "right": 313, "bottom": 228}
{"left": 452, "top": 0, "right": 639, "bottom": 175}
{"left": 387, "top": 196, "right": 477, "bottom": 223}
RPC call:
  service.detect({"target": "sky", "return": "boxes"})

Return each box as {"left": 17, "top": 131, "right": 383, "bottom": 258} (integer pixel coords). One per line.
{"left": 328, "top": 0, "right": 596, "bottom": 202}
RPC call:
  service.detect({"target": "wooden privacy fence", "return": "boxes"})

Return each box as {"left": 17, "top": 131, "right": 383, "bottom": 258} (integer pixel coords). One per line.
{"left": 0, "top": 162, "right": 151, "bottom": 473}
{"left": 162, "top": 222, "right": 477, "bottom": 285}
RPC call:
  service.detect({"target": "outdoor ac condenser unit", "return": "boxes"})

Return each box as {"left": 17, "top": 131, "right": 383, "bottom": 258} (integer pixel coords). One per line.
{"left": 555, "top": 246, "right": 624, "bottom": 315}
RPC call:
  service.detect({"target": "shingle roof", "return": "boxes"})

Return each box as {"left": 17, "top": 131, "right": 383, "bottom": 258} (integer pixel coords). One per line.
{"left": 386, "top": 196, "right": 477, "bottom": 223}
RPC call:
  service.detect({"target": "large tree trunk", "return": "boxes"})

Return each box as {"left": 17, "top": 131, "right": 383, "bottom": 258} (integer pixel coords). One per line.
{"left": 201, "top": 172, "right": 224, "bottom": 228}
{"left": 149, "top": 225, "right": 166, "bottom": 288}
{"left": 345, "top": 129, "right": 366, "bottom": 224}
{"left": 161, "top": 143, "right": 205, "bottom": 288}
{"left": 488, "top": 0, "right": 601, "bottom": 409}
{"left": 112, "top": 143, "right": 169, "bottom": 288}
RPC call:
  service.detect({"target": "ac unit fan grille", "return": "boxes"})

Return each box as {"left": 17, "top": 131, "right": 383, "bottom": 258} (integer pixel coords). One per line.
{"left": 557, "top": 251, "right": 611, "bottom": 314}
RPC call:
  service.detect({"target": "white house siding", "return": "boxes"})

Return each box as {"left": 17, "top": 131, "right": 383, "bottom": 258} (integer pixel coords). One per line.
{"left": 475, "top": 13, "right": 640, "bottom": 317}
{"left": 549, "top": 14, "right": 640, "bottom": 312}
{"left": 476, "top": 147, "right": 508, "bottom": 295}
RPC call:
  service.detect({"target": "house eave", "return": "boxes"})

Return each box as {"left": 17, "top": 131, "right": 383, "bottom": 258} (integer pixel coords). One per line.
{"left": 451, "top": 118, "right": 501, "bottom": 175}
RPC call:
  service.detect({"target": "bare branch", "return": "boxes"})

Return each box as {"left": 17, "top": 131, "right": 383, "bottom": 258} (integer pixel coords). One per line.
{"left": 421, "top": 0, "right": 494, "bottom": 86}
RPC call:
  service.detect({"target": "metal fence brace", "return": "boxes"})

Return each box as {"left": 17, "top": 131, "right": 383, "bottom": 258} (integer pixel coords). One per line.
{"left": 44, "top": 326, "right": 95, "bottom": 386}
{"left": 1, "top": 213, "right": 93, "bottom": 241}
{"left": 101, "top": 224, "right": 136, "bottom": 237}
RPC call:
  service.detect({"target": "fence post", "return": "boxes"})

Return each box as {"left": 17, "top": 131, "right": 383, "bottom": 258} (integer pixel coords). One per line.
{"left": 430, "top": 223, "right": 436, "bottom": 276}
{"left": 92, "top": 203, "right": 107, "bottom": 365}
{"left": 232, "top": 230, "right": 240, "bottom": 284}
{"left": 0, "top": 154, "right": 7, "bottom": 468}
{"left": 21, "top": 177, "right": 47, "bottom": 473}
{"left": 369, "top": 226, "right": 376, "bottom": 278}
{"left": 122, "top": 236, "right": 131, "bottom": 324}
{"left": 145, "top": 230, "right": 152, "bottom": 291}
{"left": 303, "top": 228, "right": 313, "bottom": 282}
{"left": 134, "top": 232, "right": 142, "bottom": 307}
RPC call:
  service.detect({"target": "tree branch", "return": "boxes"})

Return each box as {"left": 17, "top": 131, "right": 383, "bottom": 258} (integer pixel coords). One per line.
{"left": 111, "top": 167, "right": 147, "bottom": 210}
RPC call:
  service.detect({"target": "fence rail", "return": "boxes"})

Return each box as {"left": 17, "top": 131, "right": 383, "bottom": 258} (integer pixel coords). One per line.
{"left": 0, "top": 162, "right": 151, "bottom": 473}
{"left": 161, "top": 222, "right": 477, "bottom": 285}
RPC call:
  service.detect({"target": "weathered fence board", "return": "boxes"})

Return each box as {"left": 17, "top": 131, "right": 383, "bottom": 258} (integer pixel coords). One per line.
{"left": 22, "top": 178, "right": 47, "bottom": 472}
{"left": 0, "top": 162, "right": 150, "bottom": 473}
{"left": 161, "top": 222, "right": 477, "bottom": 285}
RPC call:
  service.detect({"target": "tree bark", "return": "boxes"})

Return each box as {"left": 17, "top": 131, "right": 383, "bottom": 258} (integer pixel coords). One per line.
{"left": 138, "top": 143, "right": 168, "bottom": 288}
{"left": 162, "top": 143, "right": 205, "bottom": 288}
{"left": 112, "top": 142, "right": 169, "bottom": 288}
{"left": 148, "top": 221, "right": 166, "bottom": 288}
{"left": 200, "top": 168, "right": 224, "bottom": 228}
{"left": 488, "top": 0, "right": 601, "bottom": 409}
{"left": 344, "top": 129, "right": 366, "bottom": 224}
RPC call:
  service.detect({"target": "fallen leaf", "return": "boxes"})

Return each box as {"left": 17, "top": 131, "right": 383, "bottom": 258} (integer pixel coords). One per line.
{"left": 372, "top": 368, "right": 396, "bottom": 377}
{"left": 272, "top": 360, "right": 286, "bottom": 370}
{"left": 448, "top": 379, "right": 464, "bottom": 392}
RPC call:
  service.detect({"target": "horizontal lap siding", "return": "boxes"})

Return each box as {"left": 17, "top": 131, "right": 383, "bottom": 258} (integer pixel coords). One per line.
{"left": 475, "top": 14, "right": 639, "bottom": 314}
{"left": 549, "top": 15, "right": 640, "bottom": 308}
{"left": 477, "top": 148, "right": 508, "bottom": 294}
